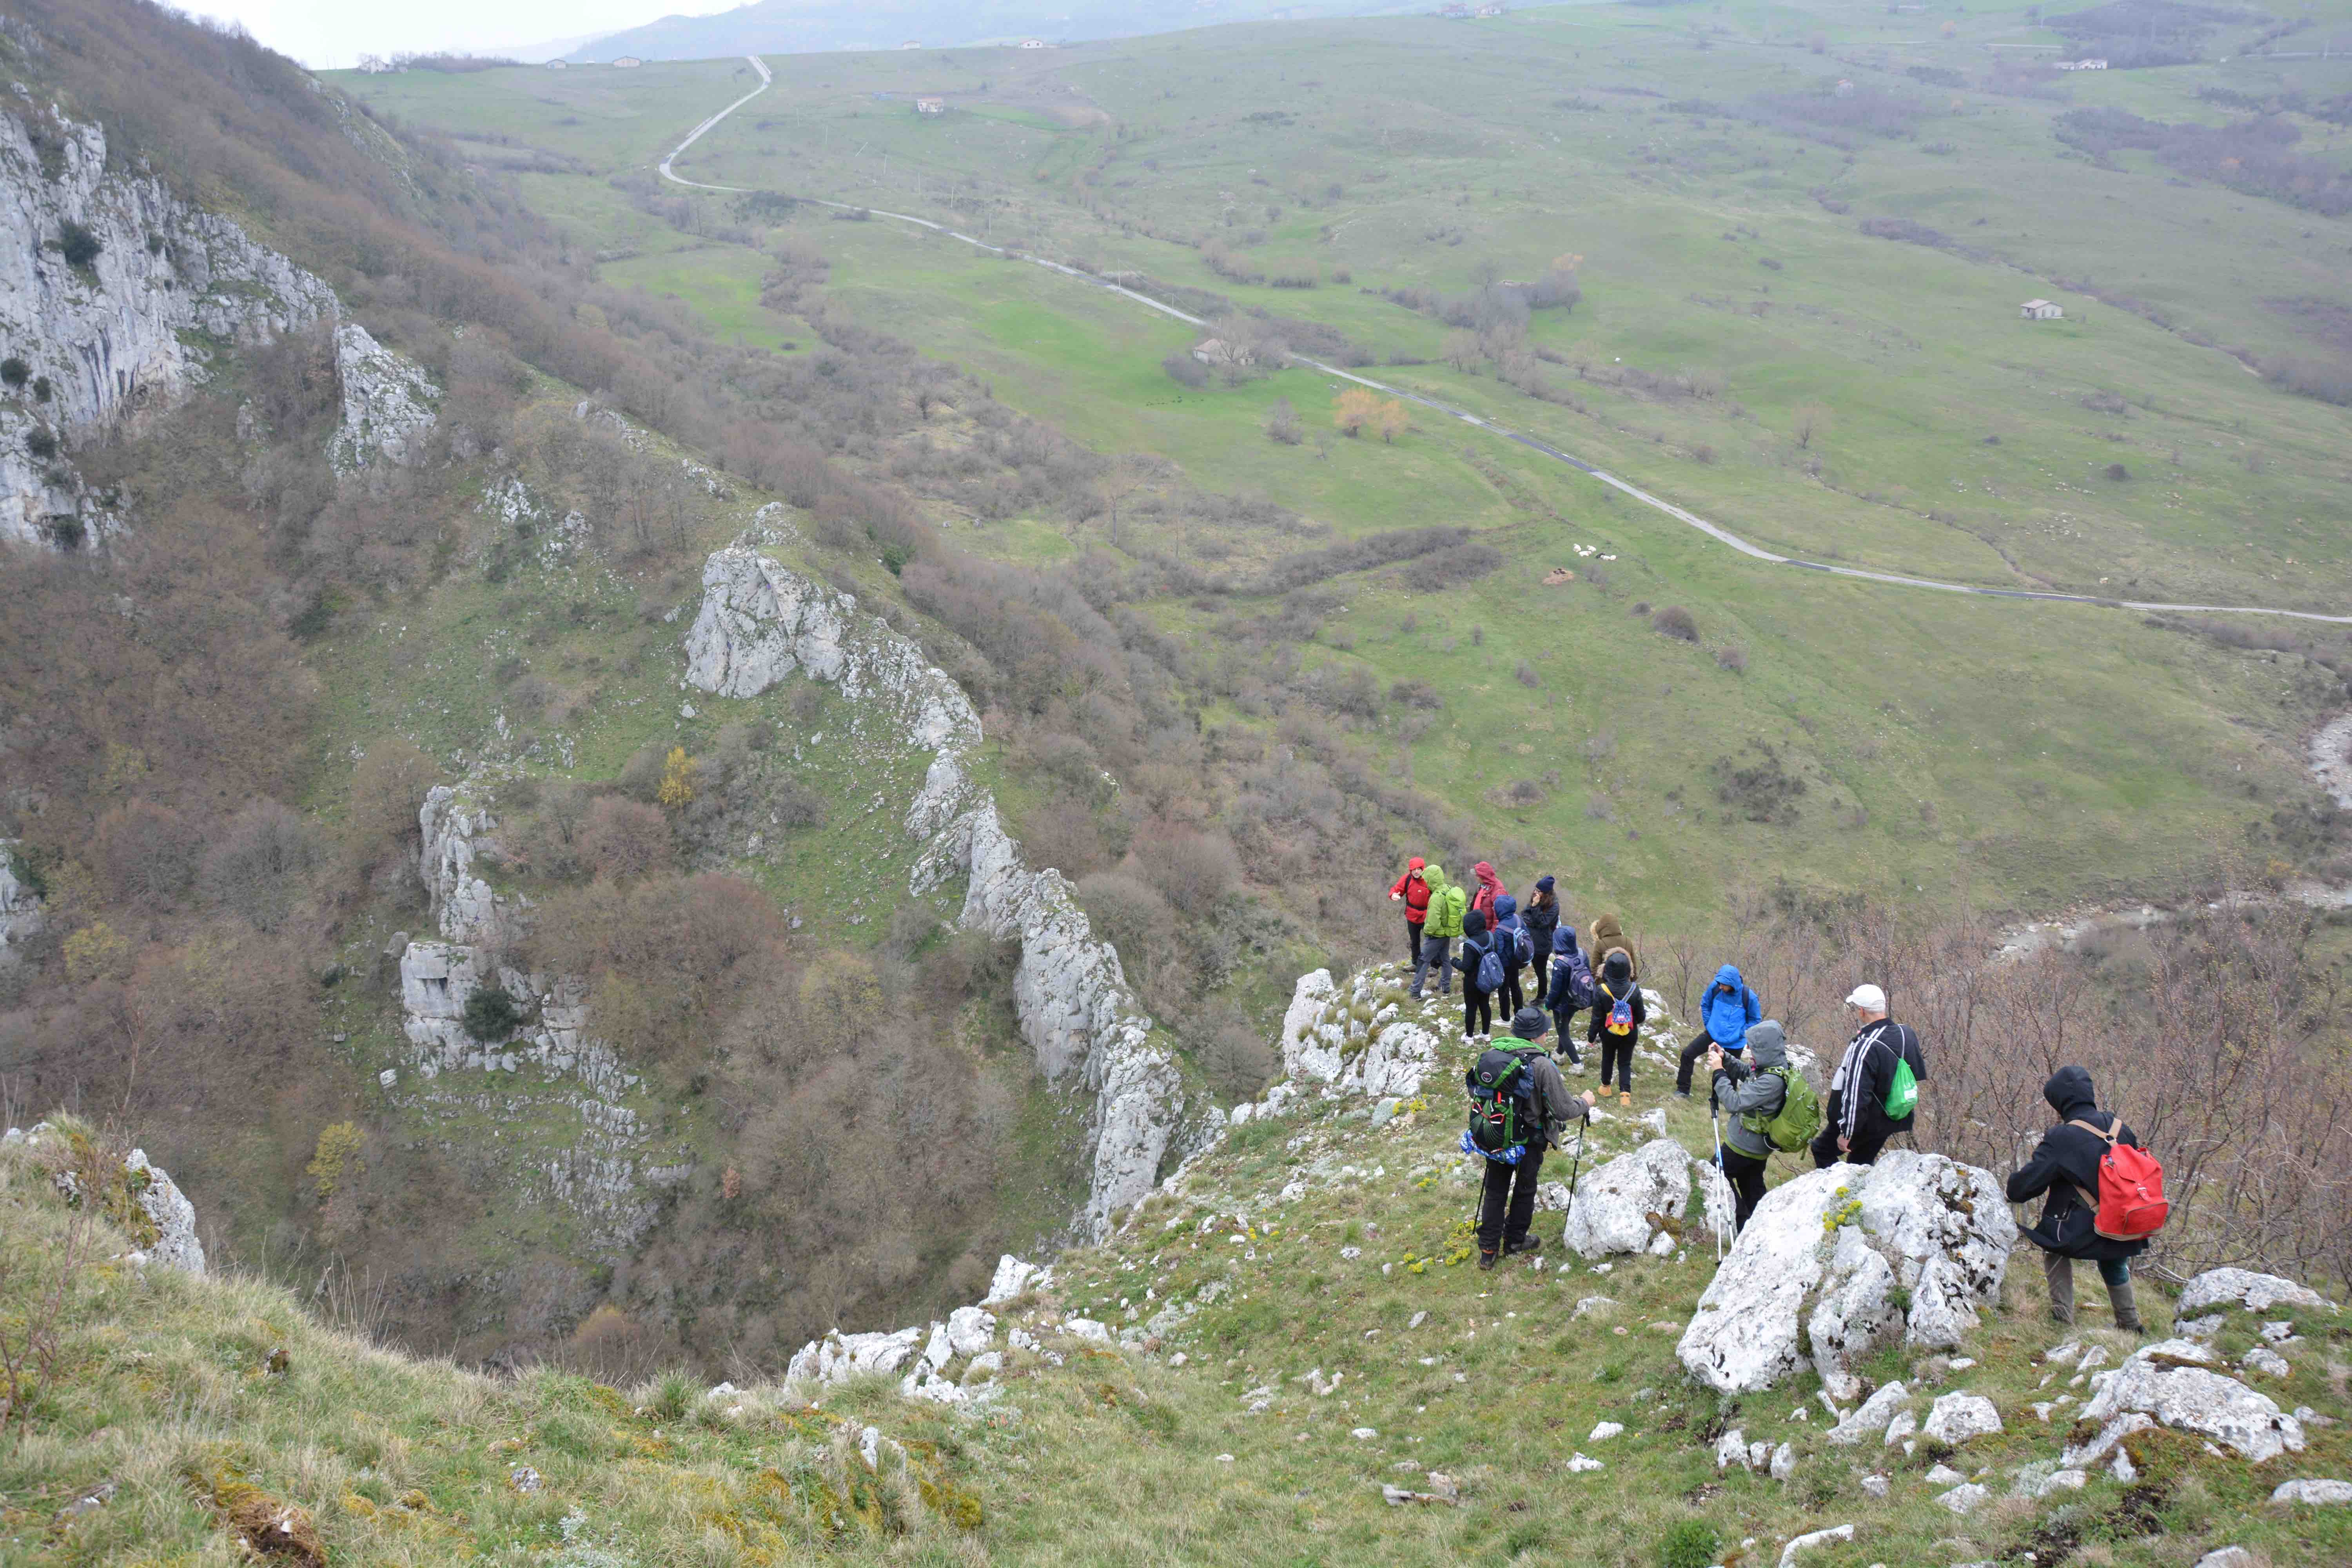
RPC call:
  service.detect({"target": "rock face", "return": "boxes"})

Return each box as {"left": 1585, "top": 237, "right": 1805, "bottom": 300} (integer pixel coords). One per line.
{"left": 1560, "top": 1137, "right": 1704, "bottom": 1259}
{"left": 0, "top": 105, "right": 428, "bottom": 549}
{"left": 418, "top": 782, "right": 501, "bottom": 944}
{"left": 683, "top": 544, "right": 1207, "bottom": 1240}
{"left": 2080, "top": 1338, "right": 2307, "bottom": 1464}
{"left": 326, "top": 322, "right": 439, "bottom": 472}
{"left": 0, "top": 840, "right": 43, "bottom": 948}
{"left": 1677, "top": 1151, "right": 2017, "bottom": 1394}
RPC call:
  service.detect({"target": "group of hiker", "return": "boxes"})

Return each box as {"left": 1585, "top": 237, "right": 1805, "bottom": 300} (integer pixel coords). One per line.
{"left": 1398, "top": 857, "right": 2167, "bottom": 1327}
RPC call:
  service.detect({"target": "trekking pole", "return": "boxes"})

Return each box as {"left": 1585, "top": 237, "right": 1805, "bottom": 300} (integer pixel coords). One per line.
{"left": 1709, "top": 1103, "right": 1726, "bottom": 1263}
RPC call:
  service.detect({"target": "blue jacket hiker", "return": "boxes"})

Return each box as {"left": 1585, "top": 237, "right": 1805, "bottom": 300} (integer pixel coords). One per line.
{"left": 1677, "top": 964, "right": 1762, "bottom": 1098}
{"left": 1543, "top": 926, "right": 1593, "bottom": 1065}
{"left": 1491, "top": 893, "right": 1530, "bottom": 1018}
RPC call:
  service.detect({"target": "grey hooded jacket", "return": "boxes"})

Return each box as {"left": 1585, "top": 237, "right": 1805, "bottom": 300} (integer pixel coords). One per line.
{"left": 1711, "top": 1020, "right": 1791, "bottom": 1160}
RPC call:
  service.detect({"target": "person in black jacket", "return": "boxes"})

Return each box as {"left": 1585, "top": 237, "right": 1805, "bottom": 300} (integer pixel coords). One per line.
{"left": 1586, "top": 951, "right": 1646, "bottom": 1106}
{"left": 1811, "top": 984, "right": 1926, "bottom": 1169}
{"left": 2005, "top": 1065, "right": 2147, "bottom": 1334}
{"left": 1451, "top": 909, "right": 1499, "bottom": 1042}
{"left": 1521, "top": 877, "right": 1562, "bottom": 971}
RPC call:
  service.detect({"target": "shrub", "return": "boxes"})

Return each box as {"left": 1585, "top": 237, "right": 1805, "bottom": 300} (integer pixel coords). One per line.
{"left": 58, "top": 220, "right": 102, "bottom": 269}
{"left": 1653, "top": 605, "right": 1700, "bottom": 642}
{"left": 1129, "top": 822, "right": 1240, "bottom": 916}
{"left": 200, "top": 798, "right": 312, "bottom": 931}
{"left": 584, "top": 796, "right": 672, "bottom": 881}
{"left": 1265, "top": 397, "right": 1303, "bottom": 445}
{"left": 1514, "top": 659, "right": 1539, "bottom": 688}
{"left": 0, "top": 356, "right": 27, "bottom": 387}
{"left": 618, "top": 743, "right": 666, "bottom": 802}
{"left": 1658, "top": 1520, "right": 1720, "bottom": 1568}
{"left": 1388, "top": 678, "right": 1443, "bottom": 710}
{"left": 463, "top": 984, "right": 523, "bottom": 1041}
{"left": 25, "top": 426, "right": 58, "bottom": 459}
{"left": 94, "top": 799, "right": 203, "bottom": 906}
{"left": 2105, "top": 462, "right": 2131, "bottom": 481}
{"left": 1714, "top": 644, "right": 1749, "bottom": 674}
{"left": 1161, "top": 350, "right": 1209, "bottom": 388}
{"left": 307, "top": 1122, "right": 366, "bottom": 1201}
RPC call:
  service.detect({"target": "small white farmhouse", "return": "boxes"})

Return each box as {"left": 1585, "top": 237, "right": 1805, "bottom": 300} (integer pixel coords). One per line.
{"left": 2020, "top": 299, "right": 2064, "bottom": 321}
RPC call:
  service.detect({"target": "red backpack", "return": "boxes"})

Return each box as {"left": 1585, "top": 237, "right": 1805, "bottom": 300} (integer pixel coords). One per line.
{"left": 2067, "top": 1119, "right": 2169, "bottom": 1241}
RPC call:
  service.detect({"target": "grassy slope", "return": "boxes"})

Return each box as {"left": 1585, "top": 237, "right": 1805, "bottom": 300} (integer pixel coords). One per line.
{"left": 334, "top": 6, "right": 2352, "bottom": 923}
{"left": 12, "top": 986, "right": 2350, "bottom": 1566}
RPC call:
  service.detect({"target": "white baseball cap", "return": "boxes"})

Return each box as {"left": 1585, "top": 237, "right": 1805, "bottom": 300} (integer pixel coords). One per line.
{"left": 1845, "top": 984, "right": 1887, "bottom": 1011}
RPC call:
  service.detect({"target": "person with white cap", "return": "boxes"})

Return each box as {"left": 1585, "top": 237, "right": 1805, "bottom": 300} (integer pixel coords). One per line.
{"left": 1813, "top": 983, "right": 1927, "bottom": 1169}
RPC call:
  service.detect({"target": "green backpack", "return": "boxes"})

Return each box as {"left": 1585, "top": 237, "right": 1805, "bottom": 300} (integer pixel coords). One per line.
{"left": 1883, "top": 1054, "right": 1919, "bottom": 1120}
{"left": 1750, "top": 1065, "right": 1821, "bottom": 1154}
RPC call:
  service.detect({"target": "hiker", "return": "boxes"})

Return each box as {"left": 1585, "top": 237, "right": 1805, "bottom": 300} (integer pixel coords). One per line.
{"left": 1813, "top": 984, "right": 1926, "bottom": 1169}
{"left": 1677, "top": 964, "right": 1762, "bottom": 1099}
{"left": 1586, "top": 948, "right": 1645, "bottom": 1105}
{"left": 2005, "top": 1066, "right": 2148, "bottom": 1334}
{"left": 1709, "top": 1020, "right": 1794, "bottom": 1234}
{"left": 1521, "top": 876, "right": 1562, "bottom": 966}
{"left": 1451, "top": 908, "right": 1499, "bottom": 1041}
{"left": 1412, "top": 862, "right": 1466, "bottom": 1001}
{"left": 1491, "top": 892, "right": 1529, "bottom": 1016}
{"left": 1586, "top": 910, "right": 1641, "bottom": 980}
{"left": 1468, "top": 861, "right": 1504, "bottom": 926}
{"left": 1542, "top": 925, "right": 1593, "bottom": 1067}
{"left": 1470, "top": 1007, "right": 1598, "bottom": 1269}
{"left": 1389, "top": 857, "right": 1433, "bottom": 966}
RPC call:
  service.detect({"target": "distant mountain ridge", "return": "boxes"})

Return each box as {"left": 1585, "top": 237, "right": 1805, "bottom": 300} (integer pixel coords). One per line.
{"left": 567, "top": 0, "right": 1397, "bottom": 62}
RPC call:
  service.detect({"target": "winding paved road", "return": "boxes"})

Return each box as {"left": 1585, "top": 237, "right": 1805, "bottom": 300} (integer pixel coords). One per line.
{"left": 661, "top": 55, "right": 2352, "bottom": 627}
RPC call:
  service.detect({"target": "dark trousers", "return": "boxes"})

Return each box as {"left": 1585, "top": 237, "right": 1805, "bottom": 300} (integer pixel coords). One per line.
{"left": 1412, "top": 934, "right": 1452, "bottom": 998}
{"left": 1720, "top": 1145, "right": 1768, "bottom": 1234}
{"left": 1499, "top": 962, "right": 1525, "bottom": 1017}
{"left": 1811, "top": 1118, "right": 1888, "bottom": 1170}
{"left": 1477, "top": 1144, "right": 1545, "bottom": 1254}
{"left": 1677, "top": 1030, "right": 1725, "bottom": 1094}
{"left": 1596, "top": 1033, "right": 1634, "bottom": 1091}
{"left": 1405, "top": 918, "right": 1423, "bottom": 965}
{"left": 1463, "top": 986, "right": 1493, "bottom": 1038}
{"left": 1550, "top": 1008, "right": 1582, "bottom": 1063}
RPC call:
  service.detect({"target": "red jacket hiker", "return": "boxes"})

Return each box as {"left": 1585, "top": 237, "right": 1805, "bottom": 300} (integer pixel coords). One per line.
{"left": 1390, "top": 858, "right": 1432, "bottom": 922}
{"left": 1470, "top": 862, "right": 1503, "bottom": 924}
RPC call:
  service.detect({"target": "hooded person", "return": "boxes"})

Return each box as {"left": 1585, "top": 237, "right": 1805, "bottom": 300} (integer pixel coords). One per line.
{"left": 1543, "top": 924, "right": 1592, "bottom": 1066}
{"left": 2005, "top": 1066, "right": 2148, "bottom": 1334}
{"left": 1586, "top": 947, "right": 1646, "bottom": 1104}
{"left": 1469, "top": 861, "right": 1504, "bottom": 926}
{"left": 1470, "top": 1007, "right": 1598, "bottom": 1269}
{"left": 1491, "top": 892, "right": 1529, "bottom": 1016}
{"left": 1412, "top": 862, "right": 1466, "bottom": 1000}
{"left": 1389, "top": 857, "right": 1433, "bottom": 966}
{"left": 1586, "top": 911, "right": 1641, "bottom": 980}
{"left": 1677, "top": 964, "right": 1763, "bottom": 1098}
{"left": 1709, "top": 1020, "right": 1791, "bottom": 1234}
{"left": 1521, "top": 875, "right": 1561, "bottom": 965}
{"left": 1450, "top": 907, "right": 1499, "bottom": 1041}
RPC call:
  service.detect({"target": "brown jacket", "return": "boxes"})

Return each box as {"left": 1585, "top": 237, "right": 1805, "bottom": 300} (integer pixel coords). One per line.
{"left": 1586, "top": 913, "right": 1641, "bottom": 978}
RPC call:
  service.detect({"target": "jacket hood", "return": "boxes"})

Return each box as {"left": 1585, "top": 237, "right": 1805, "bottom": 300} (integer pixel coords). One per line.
{"left": 1406, "top": 857, "right": 1425, "bottom": 875}
{"left": 1602, "top": 951, "right": 1630, "bottom": 980}
{"left": 2043, "top": 1065, "right": 2098, "bottom": 1120}
{"left": 1423, "top": 862, "right": 1446, "bottom": 887}
{"left": 1593, "top": 912, "right": 1625, "bottom": 938}
{"left": 1553, "top": 927, "right": 1581, "bottom": 955}
{"left": 1474, "top": 862, "right": 1501, "bottom": 888}
{"left": 1713, "top": 964, "right": 1745, "bottom": 991}
{"left": 1463, "top": 909, "right": 1488, "bottom": 937}
{"left": 1744, "top": 1020, "right": 1787, "bottom": 1069}
{"left": 1494, "top": 893, "right": 1517, "bottom": 920}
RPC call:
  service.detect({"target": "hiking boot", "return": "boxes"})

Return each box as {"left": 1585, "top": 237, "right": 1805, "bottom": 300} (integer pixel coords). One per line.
{"left": 1504, "top": 1235, "right": 1543, "bottom": 1257}
{"left": 2109, "top": 1279, "right": 2143, "bottom": 1336}
{"left": 1568, "top": 1060, "right": 1586, "bottom": 1074}
{"left": 1477, "top": 1249, "right": 1498, "bottom": 1272}
{"left": 1675, "top": 1090, "right": 1692, "bottom": 1100}
{"left": 1619, "top": 1091, "right": 1632, "bottom": 1107}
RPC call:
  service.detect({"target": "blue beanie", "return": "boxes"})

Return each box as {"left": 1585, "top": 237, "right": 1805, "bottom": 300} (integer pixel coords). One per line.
{"left": 1535, "top": 875, "right": 1555, "bottom": 893}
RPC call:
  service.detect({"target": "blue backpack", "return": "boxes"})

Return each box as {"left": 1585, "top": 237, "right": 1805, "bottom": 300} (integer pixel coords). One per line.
{"left": 1505, "top": 919, "right": 1533, "bottom": 965}
{"left": 1559, "top": 947, "right": 1595, "bottom": 1010}
{"left": 1472, "top": 938, "right": 1505, "bottom": 994}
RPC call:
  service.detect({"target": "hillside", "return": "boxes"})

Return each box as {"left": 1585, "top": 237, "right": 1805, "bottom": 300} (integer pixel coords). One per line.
{"left": 8, "top": 982, "right": 2350, "bottom": 1565}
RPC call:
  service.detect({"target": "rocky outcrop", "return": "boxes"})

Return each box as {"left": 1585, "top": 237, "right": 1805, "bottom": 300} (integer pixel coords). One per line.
{"left": 124, "top": 1147, "right": 205, "bottom": 1275}
{"left": 2077, "top": 1338, "right": 2306, "bottom": 1465}
{"left": 1561, "top": 1137, "right": 1708, "bottom": 1259}
{"left": 327, "top": 322, "right": 439, "bottom": 472}
{"left": 786, "top": 1258, "right": 1058, "bottom": 1408}
{"left": 1677, "top": 1151, "right": 2017, "bottom": 1394}
{"left": 418, "top": 782, "right": 501, "bottom": 944}
{"left": 0, "top": 840, "right": 42, "bottom": 948}
{"left": 2176, "top": 1268, "right": 2337, "bottom": 1318}
{"left": 1269, "top": 967, "right": 1440, "bottom": 1104}
{"left": 0, "top": 104, "right": 429, "bottom": 549}
{"left": 683, "top": 543, "right": 1204, "bottom": 1240}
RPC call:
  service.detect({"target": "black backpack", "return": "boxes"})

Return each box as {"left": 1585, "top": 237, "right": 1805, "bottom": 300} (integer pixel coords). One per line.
{"left": 1465, "top": 1046, "right": 1544, "bottom": 1161}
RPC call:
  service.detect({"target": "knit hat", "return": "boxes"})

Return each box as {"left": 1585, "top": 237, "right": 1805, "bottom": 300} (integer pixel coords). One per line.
{"left": 1535, "top": 875, "right": 1555, "bottom": 893}
{"left": 1509, "top": 1007, "right": 1551, "bottom": 1042}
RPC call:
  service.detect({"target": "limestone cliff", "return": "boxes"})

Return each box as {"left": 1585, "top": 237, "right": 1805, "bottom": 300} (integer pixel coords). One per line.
{"left": 683, "top": 543, "right": 1208, "bottom": 1240}
{"left": 0, "top": 102, "right": 432, "bottom": 548}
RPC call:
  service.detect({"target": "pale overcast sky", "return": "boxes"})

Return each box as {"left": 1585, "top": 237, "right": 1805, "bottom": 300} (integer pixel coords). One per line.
{"left": 185, "top": 1, "right": 743, "bottom": 70}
